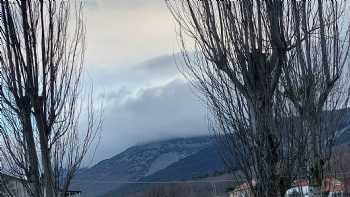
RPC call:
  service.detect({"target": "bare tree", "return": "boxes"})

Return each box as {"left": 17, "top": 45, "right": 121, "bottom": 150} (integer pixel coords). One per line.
{"left": 0, "top": 1, "right": 101, "bottom": 197}
{"left": 166, "top": 0, "right": 350, "bottom": 196}
{"left": 284, "top": 0, "right": 350, "bottom": 188}
{"left": 166, "top": 1, "right": 298, "bottom": 196}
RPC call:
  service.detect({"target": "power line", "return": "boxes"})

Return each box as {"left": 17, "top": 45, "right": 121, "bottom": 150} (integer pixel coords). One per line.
{"left": 70, "top": 179, "right": 234, "bottom": 184}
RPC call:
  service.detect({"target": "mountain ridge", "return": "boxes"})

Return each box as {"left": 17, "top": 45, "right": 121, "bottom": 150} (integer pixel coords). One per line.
{"left": 73, "top": 116, "right": 350, "bottom": 197}
{"left": 72, "top": 136, "right": 221, "bottom": 197}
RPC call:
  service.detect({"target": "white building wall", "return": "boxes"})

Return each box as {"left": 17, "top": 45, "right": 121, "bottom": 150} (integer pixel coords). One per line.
{"left": 0, "top": 177, "right": 81, "bottom": 197}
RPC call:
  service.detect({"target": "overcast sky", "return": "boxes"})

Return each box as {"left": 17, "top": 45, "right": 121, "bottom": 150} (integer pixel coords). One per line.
{"left": 82, "top": 0, "right": 208, "bottom": 165}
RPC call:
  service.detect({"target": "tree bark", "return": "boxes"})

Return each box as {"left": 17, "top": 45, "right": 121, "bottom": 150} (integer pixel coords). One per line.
{"left": 20, "top": 103, "right": 42, "bottom": 197}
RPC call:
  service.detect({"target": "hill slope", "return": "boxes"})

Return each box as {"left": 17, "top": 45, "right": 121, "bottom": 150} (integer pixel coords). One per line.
{"left": 73, "top": 112, "right": 350, "bottom": 197}
{"left": 102, "top": 143, "right": 228, "bottom": 197}
{"left": 72, "top": 136, "right": 222, "bottom": 197}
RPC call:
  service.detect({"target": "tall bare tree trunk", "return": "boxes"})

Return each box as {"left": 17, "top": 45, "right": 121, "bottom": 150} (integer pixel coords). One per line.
{"left": 21, "top": 110, "right": 42, "bottom": 196}
{"left": 0, "top": 1, "right": 102, "bottom": 196}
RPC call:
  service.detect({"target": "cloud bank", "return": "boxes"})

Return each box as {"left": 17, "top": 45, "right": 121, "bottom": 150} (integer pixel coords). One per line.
{"left": 87, "top": 54, "right": 208, "bottom": 165}
{"left": 80, "top": 1, "right": 206, "bottom": 165}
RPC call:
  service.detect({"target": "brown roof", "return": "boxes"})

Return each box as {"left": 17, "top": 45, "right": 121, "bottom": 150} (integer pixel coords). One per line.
{"left": 293, "top": 179, "right": 309, "bottom": 187}
{"left": 321, "top": 177, "right": 344, "bottom": 192}
{"left": 233, "top": 180, "right": 256, "bottom": 192}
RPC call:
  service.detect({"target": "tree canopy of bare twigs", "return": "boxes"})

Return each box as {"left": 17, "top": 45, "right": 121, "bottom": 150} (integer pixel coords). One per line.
{"left": 285, "top": 0, "right": 350, "bottom": 187}
{"left": 0, "top": 1, "right": 101, "bottom": 197}
{"left": 166, "top": 0, "right": 350, "bottom": 196}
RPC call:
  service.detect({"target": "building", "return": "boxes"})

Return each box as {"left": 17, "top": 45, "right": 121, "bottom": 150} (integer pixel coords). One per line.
{"left": 0, "top": 173, "right": 81, "bottom": 197}
{"left": 285, "top": 185, "right": 320, "bottom": 197}
{"left": 285, "top": 178, "right": 345, "bottom": 197}
{"left": 228, "top": 180, "right": 256, "bottom": 197}
{"left": 228, "top": 178, "right": 345, "bottom": 197}
{"left": 0, "top": 173, "right": 28, "bottom": 197}
{"left": 321, "top": 177, "right": 344, "bottom": 196}
{"left": 64, "top": 190, "right": 82, "bottom": 197}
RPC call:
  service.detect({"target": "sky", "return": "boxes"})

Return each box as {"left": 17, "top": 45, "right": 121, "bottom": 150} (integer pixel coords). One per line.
{"left": 82, "top": 0, "right": 208, "bottom": 165}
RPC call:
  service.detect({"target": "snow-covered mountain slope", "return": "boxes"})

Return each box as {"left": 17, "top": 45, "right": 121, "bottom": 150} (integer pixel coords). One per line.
{"left": 102, "top": 143, "right": 228, "bottom": 197}
{"left": 72, "top": 136, "right": 216, "bottom": 197}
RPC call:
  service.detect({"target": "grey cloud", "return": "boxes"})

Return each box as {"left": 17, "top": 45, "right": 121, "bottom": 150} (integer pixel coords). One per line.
{"left": 134, "top": 53, "right": 186, "bottom": 79}
{"left": 93, "top": 79, "right": 208, "bottom": 164}
{"left": 84, "top": 0, "right": 98, "bottom": 7}
{"left": 88, "top": 53, "right": 184, "bottom": 92}
{"left": 81, "top": 0, "right": 203, "bottom": 166}
{"left": 137, "top": 54, "right": 179, "bottom": 74}
{"left": 134, "top": 52, "right": 199, "bottom": 81}
{"left": 83, "top": 53, "right": 207, "bottom": 165}
{"left": 85, "top": 0, "right": 160, "bottom": 9}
